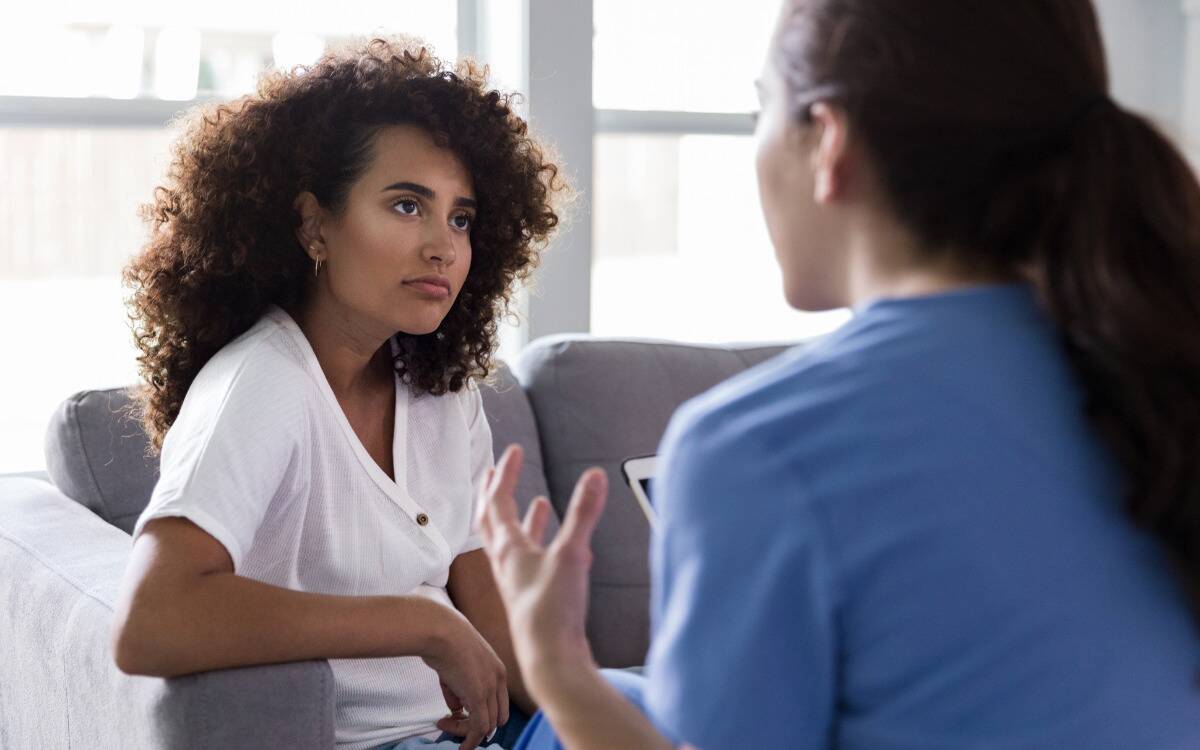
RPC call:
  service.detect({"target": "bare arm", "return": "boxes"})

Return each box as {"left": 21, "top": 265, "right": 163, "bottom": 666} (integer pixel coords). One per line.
{"left": 448, "top": 548, "right": 537, "bottom": 716}
{"left": 113, "top": 516, "right": 472, "bottom": 677}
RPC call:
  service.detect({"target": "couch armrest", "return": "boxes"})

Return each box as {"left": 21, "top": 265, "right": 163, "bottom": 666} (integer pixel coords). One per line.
{"left": 0, "top": 477, "right": 335, "bottom": 749}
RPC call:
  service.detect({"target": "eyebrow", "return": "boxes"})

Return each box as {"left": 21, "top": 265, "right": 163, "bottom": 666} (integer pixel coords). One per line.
{"left": 381, "top": 181, "right": 477, "bottom": 209}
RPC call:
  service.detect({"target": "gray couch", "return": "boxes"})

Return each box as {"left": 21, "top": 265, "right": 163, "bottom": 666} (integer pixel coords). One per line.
{"left": 0, "top": 334, "right": 790, "bottom": 749}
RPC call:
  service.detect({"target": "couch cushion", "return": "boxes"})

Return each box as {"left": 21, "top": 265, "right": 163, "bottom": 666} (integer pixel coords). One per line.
{"left": 479, "top": 363, "right": 559, "bottom": 537}
{"left": 43, "top": 362, "right": 550, "bottom": 537}
{"left": 514, "top": 335, "right": 793, "bottom": 667}
{"left": 0, "top": 476, "right": 336, "bottom": 749}
{"left": 44, "top": 388, "right": 158, "bottom": 534}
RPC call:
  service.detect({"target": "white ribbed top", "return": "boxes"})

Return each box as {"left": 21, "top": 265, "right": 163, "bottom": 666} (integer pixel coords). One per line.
{"left": 133, "top": 305, "right": 494, "bottom": 749}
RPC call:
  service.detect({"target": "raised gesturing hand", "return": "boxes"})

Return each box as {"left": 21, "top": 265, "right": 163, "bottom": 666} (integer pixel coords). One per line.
{"left": 476, "top": 444, "right": 608, "bottom": 694}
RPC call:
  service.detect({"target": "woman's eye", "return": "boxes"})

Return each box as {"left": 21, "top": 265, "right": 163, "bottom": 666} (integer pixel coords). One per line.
{"left": 393, "top": 199, "right": 419, "bottom": 215}
{"left": 451, "top": 213, "right": 472, "bottom": 230}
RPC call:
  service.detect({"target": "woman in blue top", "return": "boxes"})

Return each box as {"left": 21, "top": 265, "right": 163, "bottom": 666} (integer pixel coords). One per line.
{"left": 477, "top": 0, "right": 1200, "bottom": 748}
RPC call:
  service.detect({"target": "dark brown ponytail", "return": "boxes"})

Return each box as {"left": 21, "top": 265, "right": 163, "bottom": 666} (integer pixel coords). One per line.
{"left": 1032, "top": 104, "right": 1200, "bottom": 599}
{"left": 776, "top": 0, "right": 1200, "bottom": 602}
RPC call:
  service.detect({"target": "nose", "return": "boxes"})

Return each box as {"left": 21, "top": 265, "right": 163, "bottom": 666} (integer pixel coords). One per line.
{"left": 421, "top": 222, "right": 457, "bottom": 267}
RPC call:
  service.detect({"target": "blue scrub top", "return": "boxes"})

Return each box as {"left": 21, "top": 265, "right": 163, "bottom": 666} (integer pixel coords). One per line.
{"left": 645, "top": 283, "right": 1200, "bottom": 749}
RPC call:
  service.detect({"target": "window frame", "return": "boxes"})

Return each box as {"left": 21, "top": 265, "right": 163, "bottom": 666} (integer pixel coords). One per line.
{"left": 8, "top": 1, "right": 1192, "bottom": 344}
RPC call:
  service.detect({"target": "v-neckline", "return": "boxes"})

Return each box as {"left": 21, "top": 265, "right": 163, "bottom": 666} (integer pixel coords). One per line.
{"left": 266, "top": 305, "right": 408, "bottom": 500}
{"left": 264, "top": 305, "right": 452, "bottom": 561}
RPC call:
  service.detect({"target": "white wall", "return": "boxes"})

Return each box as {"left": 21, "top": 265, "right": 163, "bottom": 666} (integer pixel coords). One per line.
{"left": 1094, "top": 0, "right": 1191, "bottom": 145}
{"left": 1183, "top": 1, "right": 1200, "bottom": 168}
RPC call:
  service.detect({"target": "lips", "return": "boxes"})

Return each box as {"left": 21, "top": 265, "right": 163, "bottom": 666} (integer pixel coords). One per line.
{"left": 403, "top": 275, "right": 452, "bottom": 299}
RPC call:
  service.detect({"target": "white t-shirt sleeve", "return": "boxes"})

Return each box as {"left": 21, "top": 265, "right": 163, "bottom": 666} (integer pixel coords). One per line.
{"left": 458, "top": 383, "right": 495, "bottom": 556}
{"left": 132, "top": 345, "right": 308, "bottom": 572}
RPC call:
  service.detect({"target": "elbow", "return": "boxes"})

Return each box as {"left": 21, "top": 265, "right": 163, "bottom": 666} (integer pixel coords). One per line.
{"left": 110, "top": 610, "right": 178, "bottom": 678}
{"left": 111, "top": 617, "right": 154, "bottom": 676}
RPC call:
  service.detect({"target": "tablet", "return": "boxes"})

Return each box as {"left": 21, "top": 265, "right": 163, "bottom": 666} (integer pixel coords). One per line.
{"left": 620, "top": 454, "right": 657, "bottom": 527}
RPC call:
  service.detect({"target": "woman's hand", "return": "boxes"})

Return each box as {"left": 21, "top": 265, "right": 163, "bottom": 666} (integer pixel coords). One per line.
{"left": 478, "top": 446, "right": 682, "bottom": 750}
{"left": 420, "top": 605, "right": 509, "bottom": 750}
{"left": 476, "top": 444, "right": 608, "bottom": 698}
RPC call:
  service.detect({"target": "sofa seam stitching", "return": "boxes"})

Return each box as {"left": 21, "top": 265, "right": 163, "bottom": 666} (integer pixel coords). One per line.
{"left": 0, "top": 533, "right": 117, "bottom": 613}
{"left": 61, "top": 597, "right": 89, "bottom": 750}
{"left": 319, "top": 662, "right": 330, "bottom": 745}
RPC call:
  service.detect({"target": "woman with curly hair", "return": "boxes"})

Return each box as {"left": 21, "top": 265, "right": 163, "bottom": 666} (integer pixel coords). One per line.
{"left": 110, "top": 37, "right": 561, "bottom": 750}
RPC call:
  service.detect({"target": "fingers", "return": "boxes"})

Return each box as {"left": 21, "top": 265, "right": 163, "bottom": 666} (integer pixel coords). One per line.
{"left": 459, "top": 728, "right": 485, "bottom": 750}
{"left": 437, "top": 702, "right": 490, "bottom": 750}
{"left": 441, "top": 681, "right": 464, "bottom": 713}
{"left": 436, "top": 677, "right": 500, "bottom": 748}
{"left": 438, "top": 681, "right": 491, "bottom": 746}
{"left": 555, "top": 468, "right": 608, "bottom": 554}
{"left": 498, "top": 678, "right": 511, "bottom": 730}
{"left": 435, "top": 703, "right": 482, "bottom": 748}
{"left": 489, "top": 444, "right": 524, "bottom": 520}
{"left": 482, "top": 445, "right": 537, "bottom": 552}
{"left": 522, "top": 496, "right": 552, "bottom": 545}
{"left": 478, "top": 445, "right": 526, "bottom": 541}
{"left": 435, "top": 713, "right": 471, "bottom": 737}
{"left": 486, "top": 686, "right": 499, "bottom": 745}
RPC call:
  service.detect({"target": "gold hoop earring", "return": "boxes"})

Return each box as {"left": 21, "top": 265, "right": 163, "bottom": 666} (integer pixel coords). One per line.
{"left": 309, "top": 243, "right": 323, "bottom": 277}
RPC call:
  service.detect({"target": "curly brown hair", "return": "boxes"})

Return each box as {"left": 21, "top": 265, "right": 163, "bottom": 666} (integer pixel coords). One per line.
{"left": 124, "top": 36, "right": 563, "bottom": 452}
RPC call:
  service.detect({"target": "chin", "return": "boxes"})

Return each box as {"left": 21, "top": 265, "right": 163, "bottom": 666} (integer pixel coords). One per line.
{"left": 398, "top": 321, "right": 442, "bottom": 337}
{"left": 389, "top": 309, "right": 446, "bottom": 336}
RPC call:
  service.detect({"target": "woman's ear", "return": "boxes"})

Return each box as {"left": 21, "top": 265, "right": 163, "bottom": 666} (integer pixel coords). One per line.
{"left": 292, "top": 191, "right": 325, "bottom": 260}
{"left": 807, "top": 102, "right": 850, "bottom": 205}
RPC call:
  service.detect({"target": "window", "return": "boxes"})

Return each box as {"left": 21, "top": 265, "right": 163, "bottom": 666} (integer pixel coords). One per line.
{"left": 3, "top": 1, "right": 1193, "bottom": 472}
{"left": 593, "top": 0, "right": 775, "bottom": 113}
{"left": 592, "top": 132, "right": 850, "bottom": 342}
{"left": 0, "top": 5, "right": 456, "bottom": 100}
{"left": 590, "top": 0, "right": 850, "bottom": 344}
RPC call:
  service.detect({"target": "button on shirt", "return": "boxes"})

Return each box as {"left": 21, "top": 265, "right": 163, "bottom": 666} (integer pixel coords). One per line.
{"left": 132, "top": 305, "right": 494, "bottom": 750}
{"left": 645, "top": 284, "right": 1200, "bottom": 750}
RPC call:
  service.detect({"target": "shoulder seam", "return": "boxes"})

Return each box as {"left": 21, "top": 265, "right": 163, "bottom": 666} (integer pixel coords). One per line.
{"left": 164, "top": 323, "right": 305, "bottom": 514}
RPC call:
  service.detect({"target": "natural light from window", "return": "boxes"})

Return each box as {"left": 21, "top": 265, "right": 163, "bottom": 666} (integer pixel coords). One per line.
{"left": 0, "top": 5, "right": 459, "bottom": 473}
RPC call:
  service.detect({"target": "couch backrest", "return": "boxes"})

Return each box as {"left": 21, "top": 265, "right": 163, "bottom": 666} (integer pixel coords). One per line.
{"left": 44, "top": 339, "right": 794, "bottom": 668}
{"left": 44, "top": 389, "right": 159, "bottom": 534}
{"left": 43, "top": 362, "right": 553, "bottom": 536}
{"left": 513, "top": 335, "right": 791, "bottom": 666}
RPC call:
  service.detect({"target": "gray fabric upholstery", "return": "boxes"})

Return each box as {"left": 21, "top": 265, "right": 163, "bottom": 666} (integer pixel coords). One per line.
{"left": 44, "top": 388, "right": 159, "bottom": 534}
{"left": 514, "top": 335, "right": 790, "bottom": 667}
{"left": 479, "top": 363, "right": 559, "bottom": 538}
{"left": 0, "top": 476, "right": 335, "bottom": 749}
{"left": 5, "top": 470, "right": 48, "bottom": 480}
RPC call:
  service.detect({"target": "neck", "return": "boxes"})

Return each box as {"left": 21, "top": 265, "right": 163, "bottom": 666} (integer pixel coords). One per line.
{"left": 286, "top": 289, "right": 393, "bottom": 398}
{"left": 842, "top": 213, "right": 1014, "bottom": 308}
